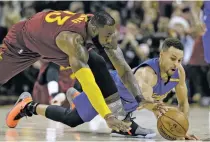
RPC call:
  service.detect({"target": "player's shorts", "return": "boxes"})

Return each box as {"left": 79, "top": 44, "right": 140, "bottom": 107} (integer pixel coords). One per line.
{"left": 73, "top": 70, "right": 138, "bottom": 122}
{"left": 0, "top": 21, "right": 40, "bottom": 85}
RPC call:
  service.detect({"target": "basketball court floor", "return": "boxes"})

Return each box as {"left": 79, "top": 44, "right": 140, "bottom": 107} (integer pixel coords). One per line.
{"left": 0, "top": 106, "right": 209, "bottom": 141}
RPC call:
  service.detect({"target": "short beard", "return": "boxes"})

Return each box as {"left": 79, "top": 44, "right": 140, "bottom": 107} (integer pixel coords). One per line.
{"left": 92, "top": 35, "right": 104, "bottom": 51}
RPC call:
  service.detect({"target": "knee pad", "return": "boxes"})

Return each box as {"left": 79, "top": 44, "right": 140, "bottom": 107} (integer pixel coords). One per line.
{"left": 46, "top": 105, "right": 84, "bottom": 128}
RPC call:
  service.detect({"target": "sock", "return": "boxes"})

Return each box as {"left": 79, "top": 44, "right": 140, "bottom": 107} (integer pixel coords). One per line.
{"left": 47, "top": 81, "right": 59, "bottom": 97}
{"left": 26, "top": 102, "right": 39, "bottom": 115}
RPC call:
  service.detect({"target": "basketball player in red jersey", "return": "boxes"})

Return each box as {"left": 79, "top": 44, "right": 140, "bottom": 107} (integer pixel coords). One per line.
{"left": 2, "top": 10, "right": 149, "bottom": 132}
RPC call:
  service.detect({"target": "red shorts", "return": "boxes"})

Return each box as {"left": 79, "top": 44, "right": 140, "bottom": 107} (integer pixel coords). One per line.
{"left": 0, "top": 22, "right": 41, "bottom": 85}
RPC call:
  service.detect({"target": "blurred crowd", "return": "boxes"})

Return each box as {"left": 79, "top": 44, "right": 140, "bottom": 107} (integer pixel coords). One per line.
{"left": 0, "top": 1, "right": 209, "bottom": 106}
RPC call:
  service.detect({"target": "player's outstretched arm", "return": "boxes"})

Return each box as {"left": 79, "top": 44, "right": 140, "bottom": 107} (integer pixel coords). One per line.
{"left": 55, "top": 31, "right": 131, "bottom": 132}
{"left": 175, "top": 65, "right": 199, "bottom": 140}
{"left": 104, "top": 47, "right": 144, "bottom": 103}
{"left": 56, "top": 31, "right": 111, "bottom": 117}
{"left": 135, "top": 67, "right": 168, "bottom": 117}
{"left": 175, "top": 64, "right": 189, "bottom": 117}
{"left": 134, "top": 67, "right": 156, "bottom": 104}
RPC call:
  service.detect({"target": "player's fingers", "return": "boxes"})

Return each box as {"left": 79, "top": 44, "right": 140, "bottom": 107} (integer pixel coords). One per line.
{"left": 164, "top": 106, "right": 168, "bottom": 111}
{"left": 194, "top": 136, "right": 200, "bottom": 140}
{"left": 159, "top": 108, "right": 166, "bottom": 114}
{"left": 125, "top": 121, "right": 132, "bottom": 127}
{"left": 111, "top": 126, "right": 120, "bottom": 132}
{"left": 160, "top": 105, "right": 168, "bottom": 112}
{"left": 156, "top": 103, "right": 168, "bottom": 110}
{"left": 117, "top": 124, "right": 129, "bottom": 132}
{"left": 186, "top": 137, "right": 196, "bottom": 140}
{"left": 191, "top": 135, "right": 199, "bottom": 140}
{"left": 118, "top": 121, "right": 131, "bottom": 132}
{"left": 178, "top": 137, "right": 185, "bottom": 140}
{"left": 156, "top": 111, "right": 162, "bottom": 119}
{"left": 109, "top": 119, "right": 123, "bottom": 132}
{"left": 122, "top": 121, "right": 132, "bottom": 130}
{"left": 185, "top": 135, "right": 195, "bottom": 140}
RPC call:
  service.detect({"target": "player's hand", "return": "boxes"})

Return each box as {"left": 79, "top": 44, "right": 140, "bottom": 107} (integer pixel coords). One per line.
{"left": 185, "top": 133, "right": 199, "bottom": 140}
{"left": 152, "top": 102, "right": 168, "bottom": 118}
{"left": 137, "top": 101, "right": 168, "bottom": 118}
{"left": 104, "top": 113, "right": 131, "bottom": 132}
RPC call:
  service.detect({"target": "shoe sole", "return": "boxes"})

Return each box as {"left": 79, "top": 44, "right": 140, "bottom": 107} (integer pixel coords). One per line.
{"left": 6, "top": 92, "right": 32, "bottom": 128}
{"left": 110, "top": 132, "right": 156, "bottom": 139}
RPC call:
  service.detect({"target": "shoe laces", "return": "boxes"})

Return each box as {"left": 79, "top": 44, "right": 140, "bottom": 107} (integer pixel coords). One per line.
{"left": 20, "top": 105, "right": 32, "bottom": 117}
{"left": 21, "top": 106, "right": 29, "bottom": 118}
{"left": 124, "top": 112, "right": 136, "bottom": 121}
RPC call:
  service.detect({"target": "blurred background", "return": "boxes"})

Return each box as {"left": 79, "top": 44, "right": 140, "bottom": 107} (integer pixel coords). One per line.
{"left": 0, "top": 1, "right": 209, "bottom": 107}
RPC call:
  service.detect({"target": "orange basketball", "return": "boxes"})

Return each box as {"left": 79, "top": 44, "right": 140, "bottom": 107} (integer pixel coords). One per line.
{"left": 157, "top": 107, "right": 189, "bottom": 140}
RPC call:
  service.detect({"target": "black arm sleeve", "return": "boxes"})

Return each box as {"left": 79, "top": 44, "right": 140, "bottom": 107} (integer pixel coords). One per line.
{"left": 88, "top": 48, "right": 118, "bottom": 98}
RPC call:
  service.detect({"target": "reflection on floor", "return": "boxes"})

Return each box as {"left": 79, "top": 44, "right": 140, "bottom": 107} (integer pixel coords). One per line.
{"left": 0, "top": 106, "right": 209, "bottom": 141}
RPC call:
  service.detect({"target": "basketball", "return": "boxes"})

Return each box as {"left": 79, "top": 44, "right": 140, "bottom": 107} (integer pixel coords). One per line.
{"left": 157, "top": 107, "right": 189, "bottom": 140}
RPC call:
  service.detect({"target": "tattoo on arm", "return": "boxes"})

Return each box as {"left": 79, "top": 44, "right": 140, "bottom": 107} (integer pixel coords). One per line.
{"left": 70, "top": 34, "right": 89, "bottom": 72}
{"left": 104, "top": 47, "right": 143, "bottom": 101}
{"left": 56, "top": 31, "right": 89, "bottom": 72}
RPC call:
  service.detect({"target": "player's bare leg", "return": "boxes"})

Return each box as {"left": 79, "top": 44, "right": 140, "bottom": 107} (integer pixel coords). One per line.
{"left": 36, "top": 105, "right": 48, "bottom": 116}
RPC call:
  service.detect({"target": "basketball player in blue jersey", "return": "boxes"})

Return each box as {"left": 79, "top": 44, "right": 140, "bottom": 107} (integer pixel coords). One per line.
{"left": 5, "top": 38, "right": 198, "bottom": 139}
{"left": 203, "top": 1, "right": 210, "bottom": 88}
{"left": 66, "top": 38, "right": 198, "bottom": 140}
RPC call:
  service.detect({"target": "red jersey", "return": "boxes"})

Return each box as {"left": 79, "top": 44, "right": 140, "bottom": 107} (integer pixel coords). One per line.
{"left": 4, "top": 11, "right": 88, "bottom": 67}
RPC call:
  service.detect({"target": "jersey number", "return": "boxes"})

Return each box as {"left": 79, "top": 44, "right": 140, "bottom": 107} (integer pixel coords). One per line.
{"left": 45, "top": 11, "right": 87, "bottom": 25}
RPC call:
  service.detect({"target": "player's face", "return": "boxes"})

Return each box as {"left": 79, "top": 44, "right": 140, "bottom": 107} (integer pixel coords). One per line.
{"left": 160, "top": 46, "right": 183, "bottom": 76}
{"left": 98, "top": 25, "right": 117, "bottom": 49}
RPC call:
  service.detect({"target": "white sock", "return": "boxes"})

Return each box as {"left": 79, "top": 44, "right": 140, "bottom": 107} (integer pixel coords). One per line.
{"left": 47, "top": 81, "right": 59, "bottom": 96}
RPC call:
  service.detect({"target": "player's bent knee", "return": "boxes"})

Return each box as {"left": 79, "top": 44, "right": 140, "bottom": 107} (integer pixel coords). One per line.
{"left": 62, "top": 108, "right": 84, "bottom": 128}
{"left": 45, "top": 106, "right": 84, "bottom": 127}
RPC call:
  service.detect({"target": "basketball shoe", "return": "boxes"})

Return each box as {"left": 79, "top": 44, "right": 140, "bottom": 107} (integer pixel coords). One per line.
{"left": 66, "top": 88, "right": 156, "bottom": 138}
{"left": 6, "top": 92, "right": 38, "bottom": 128}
